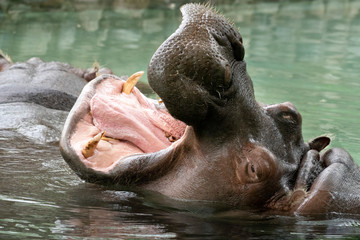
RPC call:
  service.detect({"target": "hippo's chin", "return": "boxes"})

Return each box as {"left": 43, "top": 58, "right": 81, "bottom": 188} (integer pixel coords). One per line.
{"left": 63, "top": 75, "right": 187, "bottom": 173}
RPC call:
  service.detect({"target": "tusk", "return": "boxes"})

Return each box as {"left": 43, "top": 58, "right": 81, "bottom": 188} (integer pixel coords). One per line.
{"left": 122, "top": 71, "right": 144, "bottom": 94}
{"left": 0, "top": 49, "right": 12, "bottom": 63}
{"left": 101, "top": 136, "right": 116, "bottom": 141}
{"left": 82, "top": 131, "right": 105, "bottom": 158}
{"left": 92, "top": 60, "right": 100, "bottom": 77}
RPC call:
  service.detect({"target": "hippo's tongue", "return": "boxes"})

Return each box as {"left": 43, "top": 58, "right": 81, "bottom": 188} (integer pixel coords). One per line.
{"left": 89, "top": 75, "right": 186, "bottom": 154}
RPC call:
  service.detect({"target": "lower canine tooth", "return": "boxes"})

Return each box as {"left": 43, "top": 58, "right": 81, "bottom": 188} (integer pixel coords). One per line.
{"left": 82, "top": 131, "right": 105, "bottom": 158}
{"left": 92, "top": 60, "right": 100, "bottom": 77}
{"left": 164, "top": 132, "right": 176, "bottom": 142}
{"left": 168, "top": 136, "right": 176, "bottom": 142}
{"left": 122, "top": 71, "right": 144, "bottom": 94}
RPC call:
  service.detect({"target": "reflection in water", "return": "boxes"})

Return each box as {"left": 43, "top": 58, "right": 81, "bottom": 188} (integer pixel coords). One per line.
{"left": 1, "top": 0, "right": 360, "bottom": 239}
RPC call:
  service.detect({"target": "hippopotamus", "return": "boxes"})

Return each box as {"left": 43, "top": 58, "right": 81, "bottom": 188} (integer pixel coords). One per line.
{"left": 0, "top": 54, "right": 111, "bottom": 143}
{"left": 60, "top": 3, "right": 360, "bottom": 215}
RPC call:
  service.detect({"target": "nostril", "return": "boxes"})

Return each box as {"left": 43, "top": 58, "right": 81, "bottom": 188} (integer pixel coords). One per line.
{"left": 211, "top": 32, "right": 245, "bottom": 61}
{"left": 232, "top": 41, "right": 245, "bottom": 61}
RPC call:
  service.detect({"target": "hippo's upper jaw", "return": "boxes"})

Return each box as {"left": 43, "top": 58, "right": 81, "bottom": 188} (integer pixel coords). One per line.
{"left": 60, "top": 3, "right": 358, "bottom": 214}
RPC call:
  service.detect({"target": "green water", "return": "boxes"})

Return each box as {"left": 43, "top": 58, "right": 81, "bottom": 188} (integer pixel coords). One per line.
{"left": 1, "top": 0, "right": 360, "bottom": 239}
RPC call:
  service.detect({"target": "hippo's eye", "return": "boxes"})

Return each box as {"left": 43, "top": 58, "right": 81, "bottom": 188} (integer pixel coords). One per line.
{"left": 279, "top": 111, "right": 298, "bottom": 124}
{"left": 281, "top": 112, "right": 294, "bottom": 120}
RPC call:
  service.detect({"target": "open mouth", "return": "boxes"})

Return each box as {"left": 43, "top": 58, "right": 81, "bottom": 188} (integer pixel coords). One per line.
{"left": 69, "top": 72, "right": 187, "bottom": 172}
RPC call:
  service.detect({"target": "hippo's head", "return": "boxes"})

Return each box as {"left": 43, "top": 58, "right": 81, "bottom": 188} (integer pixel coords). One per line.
{"left": 148, "top": 4, "right": 330, "bottom": 203}
{"left": 60, "top": 4, "right": 331, "bottom": 211}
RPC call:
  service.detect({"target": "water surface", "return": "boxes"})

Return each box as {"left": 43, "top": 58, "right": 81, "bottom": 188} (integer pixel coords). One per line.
{"left": 1, "top": 0, "right": 360, "bottom": 239}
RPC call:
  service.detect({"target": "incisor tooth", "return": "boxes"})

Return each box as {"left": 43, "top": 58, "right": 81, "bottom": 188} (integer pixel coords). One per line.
{"left": 82, "top": 131, "right": 105, "bottom": 158}
{"left": 122, "top": 71, "right": 144, "bottom": 94}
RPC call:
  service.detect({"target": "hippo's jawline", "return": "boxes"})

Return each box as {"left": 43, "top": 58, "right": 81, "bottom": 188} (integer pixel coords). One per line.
{"left": 68, "top": 76, "right": 187, "bottom": 172}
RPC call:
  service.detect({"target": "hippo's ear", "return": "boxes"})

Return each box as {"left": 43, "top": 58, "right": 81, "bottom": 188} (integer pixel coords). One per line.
{"left": 308, "top": 136, "right": 331, "bottom": 152}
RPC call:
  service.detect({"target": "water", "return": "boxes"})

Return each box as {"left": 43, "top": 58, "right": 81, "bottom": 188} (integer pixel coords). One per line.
{"left": 1, "top": 0, "right": 360, "bottom": 239}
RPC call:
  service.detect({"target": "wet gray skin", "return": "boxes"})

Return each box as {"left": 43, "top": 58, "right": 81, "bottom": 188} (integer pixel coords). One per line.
{"left": 0, "top": 56, "right": 109, "bottom": 143}
{"left": 60, "top": 3, "right": 360, "bottom": 214}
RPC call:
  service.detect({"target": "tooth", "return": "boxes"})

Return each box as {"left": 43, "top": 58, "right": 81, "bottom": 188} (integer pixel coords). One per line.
{"left": 168, "top": 136, "right": 176, "bottom": 142}
{"left": 101, "top": 136, "right": 116, "bottom": 141}
{"left": 92, "top": 60, "right": 100, "bottom": 77}
{"left": 164, "top": 131, "right": 176, "bottom": 142}
{"left": 122, "top": 71, "right": 144, "bottom": 94}
{"left": 82, "top": 131, "right": 105, "bottom": 158}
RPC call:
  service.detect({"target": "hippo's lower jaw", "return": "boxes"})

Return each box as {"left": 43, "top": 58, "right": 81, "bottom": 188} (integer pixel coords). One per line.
{"left": 60, "top": 74, "right": 187, "bottom": 174}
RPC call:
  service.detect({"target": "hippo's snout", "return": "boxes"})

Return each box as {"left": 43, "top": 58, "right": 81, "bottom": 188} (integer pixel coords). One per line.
{"left": 148, "top": 4, "right": 253, "bottom": 128}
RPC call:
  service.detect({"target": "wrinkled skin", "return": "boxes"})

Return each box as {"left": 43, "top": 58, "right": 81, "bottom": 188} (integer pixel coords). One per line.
{"left": 0, "top": 55, "right": 111, "bottom": 143}
{"left": 60, "top": 4, "right": 360, "bottom": 214}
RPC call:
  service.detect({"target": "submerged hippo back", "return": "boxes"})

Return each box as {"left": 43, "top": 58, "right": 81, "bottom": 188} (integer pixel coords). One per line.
{"left": 0, "top": 58, "right": 88, "bottom": 111}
